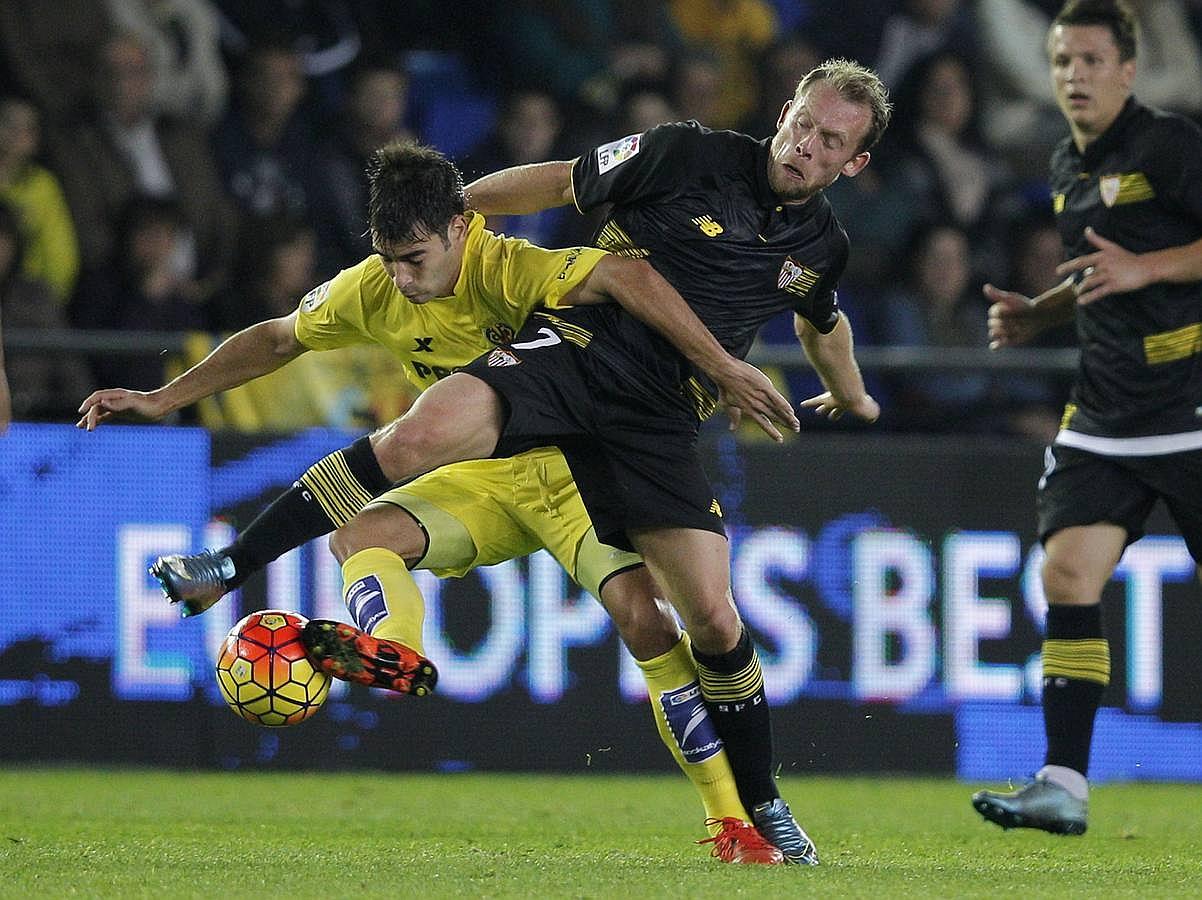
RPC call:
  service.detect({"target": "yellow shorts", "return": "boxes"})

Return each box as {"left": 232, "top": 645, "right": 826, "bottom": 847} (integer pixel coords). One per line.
{"left": 372, "top": 446, "right": 643, "bottom": 599}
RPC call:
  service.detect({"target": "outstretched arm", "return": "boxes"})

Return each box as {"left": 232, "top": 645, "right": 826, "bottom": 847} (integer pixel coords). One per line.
{"left": 76, "top": 313, "right": 307, "bottom": 430}
{"left": 984, "top": 278, "right": 1077, "bottom": 349}
{"left": 465, "top": 161, "right": 577, "bottom": 216}
{"left": 796, "top": 313, "right": 879, "bottom": 423}
{"left": 564, "top": 256, "right": 800, "bottom": 441}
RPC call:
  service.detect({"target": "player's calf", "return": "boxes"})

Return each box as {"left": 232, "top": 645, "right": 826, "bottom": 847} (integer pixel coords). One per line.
{"left": 301, "top": 619, "right": 438, "bottom": 697}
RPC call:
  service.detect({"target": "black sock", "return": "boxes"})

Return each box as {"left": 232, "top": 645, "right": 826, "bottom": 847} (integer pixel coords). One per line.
{"left": 692, "top": 628, "right": 779, "bottom": 812}
{"left": 1042, "top": 604, "right": 1108, "bottom": 776}
{"left": 222, "top": 436, "right": 392, "bottom": 588}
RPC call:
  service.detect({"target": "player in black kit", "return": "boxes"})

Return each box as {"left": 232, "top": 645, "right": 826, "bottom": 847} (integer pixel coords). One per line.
{"left": 973, "top": 0, "right": 1202, "bottom": 836}
{"left": 409, "top": 57, "right": 889, "bottom": 863}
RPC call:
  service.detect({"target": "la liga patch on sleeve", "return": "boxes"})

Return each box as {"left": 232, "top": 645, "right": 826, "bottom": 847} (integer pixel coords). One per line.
{"left": 596, "top": 133, "right": 641, "bottom": 174}
{"left": 300, "top": 280, "right": 332, "bottom": 312}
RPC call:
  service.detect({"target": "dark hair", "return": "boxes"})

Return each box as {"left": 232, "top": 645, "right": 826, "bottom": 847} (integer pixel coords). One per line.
{"left": 366, "top": 140, "right": 466, "bottom": 247}
{"left": 890, "top": 50, "right": 981, "bottom": 145}
{"left": 1052, "top": 0, "right": 1138, "bottom": 61}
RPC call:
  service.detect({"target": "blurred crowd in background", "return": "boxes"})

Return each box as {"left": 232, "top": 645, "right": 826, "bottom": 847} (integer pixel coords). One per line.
{"left": 2, "top": 0, "right": 1201, "bottom": 436}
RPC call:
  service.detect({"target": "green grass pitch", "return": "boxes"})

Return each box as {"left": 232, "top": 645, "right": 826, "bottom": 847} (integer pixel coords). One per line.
{"left": 2, "top": 769, "right": 1201, "bottom": 898}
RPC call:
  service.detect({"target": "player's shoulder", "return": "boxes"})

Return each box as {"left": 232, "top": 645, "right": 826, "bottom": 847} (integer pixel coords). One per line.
{"left": 350, "top": 253, "right": 393, "bottom": 294}
{"left": 318, "top": 254, "right": 393, "bottom": 310}
{"left": 1047, "top": 134, "right": 1081, "bottom": 181}
{"left": 812, "top": 193, "right": 850, "bottom": 264}
{"left": 1138, "top": 103, "right": 1202, "bottom": 145}
{"left": 646, "top": 119, "right": 760, "bottom": 167}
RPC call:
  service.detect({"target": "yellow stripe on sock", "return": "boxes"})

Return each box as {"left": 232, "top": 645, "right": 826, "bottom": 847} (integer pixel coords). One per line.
{"left": 299, "top": 450, "right": 375, "bottom": 526}
{"left": 1042, "top": 638, "right": 1110, "bottom": 685}
{"left": 696, "top": 652, "right": 764, "bottom": 703}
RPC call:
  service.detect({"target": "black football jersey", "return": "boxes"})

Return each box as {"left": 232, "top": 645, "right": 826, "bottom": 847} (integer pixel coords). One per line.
{"left": 571, "top": 121, "right": 847, "bottom": 363}
{"left": 1050, "top": 98, "right": 1202, "bottom": 439}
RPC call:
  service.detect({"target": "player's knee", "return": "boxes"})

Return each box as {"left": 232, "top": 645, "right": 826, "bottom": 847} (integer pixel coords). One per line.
{"left": 328, "top": 522, "right": 365, "bottom": 564}
{"left": 683, "top": 603, "right": 742, "bottom": 656}
{"left": 371, "top": 419, "right": 456, "bottom": 482}
{"left": 1041, "top": 554, "right": 1096, "bottom": 604}
{"left": 611, "top": 600, "right": 679, "bottom": 660}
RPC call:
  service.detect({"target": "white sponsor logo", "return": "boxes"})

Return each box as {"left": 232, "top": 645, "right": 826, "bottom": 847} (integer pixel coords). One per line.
{"left": 679, "top": 705, "right": 709, "bottom": 744}
{"left": 683, "top": 739, "right": 723, "bottom": 759}
{"left": 596, "top": 133, "right": 641, "bottom": 174}
{"left": 512, "top": 327, "right": 562, "bottom": 350}
{"left": 300, "top": 280, "right": 332, "bottom": 312}
{"left": 351, "top": 589, "right": 381, "bottom": 620}
{"left": 669, "top": 685, "right": 701, "bottom": 705}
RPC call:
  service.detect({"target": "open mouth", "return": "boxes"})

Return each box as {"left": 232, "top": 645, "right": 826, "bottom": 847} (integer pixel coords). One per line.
{"left": 783, "top": 163, "right": 805, "bottom": 181}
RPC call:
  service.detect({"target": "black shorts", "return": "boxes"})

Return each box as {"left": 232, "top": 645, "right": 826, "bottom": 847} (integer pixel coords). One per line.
{"left": 1037, "top": 443, "right": 1202, "bottom": 561}
{"left": 462, "top": 309, "right": 725, "bottom": 551}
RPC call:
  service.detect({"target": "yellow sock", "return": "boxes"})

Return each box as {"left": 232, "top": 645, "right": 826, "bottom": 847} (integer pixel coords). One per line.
{"left": 341, "top": 547, "right": 427, "bottom": 654}
{"left": 637, "top": 632, "right": 746, "bottom": 829}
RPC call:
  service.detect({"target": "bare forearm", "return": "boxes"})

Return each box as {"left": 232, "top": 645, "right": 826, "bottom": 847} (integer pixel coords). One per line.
{"left": 1144, "top": 237, "right": 1202, "bottom": 284}
{"left": 465, "top": 161, "right": 576, "bottom": 216}
{"left": 155, "top": 319, "right": 304, "bottom": 414}
{"left": 797, "top": 313, "right": 867, "bottom": 402}
{"left": 598, "top": 258, "right": 737, "bottom": 381}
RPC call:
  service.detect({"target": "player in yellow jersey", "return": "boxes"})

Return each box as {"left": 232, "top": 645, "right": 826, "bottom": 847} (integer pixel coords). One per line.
{"left": 78, "top": 140, "right": 797, "bottom": 864}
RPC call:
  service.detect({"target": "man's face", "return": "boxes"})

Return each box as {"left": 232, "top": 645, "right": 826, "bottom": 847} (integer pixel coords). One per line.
{"left": 767, "top": 81, "right": 872, "bottom": 203}
{"left": 103, "top": 38, "right": 154, "bottom": 124}
{"left": 375, "top": 215, "right": 468, "bottom": 303}
{"left": 1048, "top": 24, "right": 1134, "bottom": 140}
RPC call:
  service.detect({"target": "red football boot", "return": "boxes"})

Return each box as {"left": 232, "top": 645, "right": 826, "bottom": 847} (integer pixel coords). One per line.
{"left": 301, "top": 619, "right": 438, "bottom": 696}
{"left": 698, "top": 818, "right": 785, "bottom": 864}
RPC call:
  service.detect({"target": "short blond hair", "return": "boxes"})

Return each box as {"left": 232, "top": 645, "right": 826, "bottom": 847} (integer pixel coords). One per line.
{"left": 796, "top": 58, "right": 892, "bottom": 153}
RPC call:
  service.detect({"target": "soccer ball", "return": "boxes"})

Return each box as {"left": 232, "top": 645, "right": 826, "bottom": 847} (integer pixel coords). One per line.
{"left": 215, "top": 610, "right": 331, "bottom": 726}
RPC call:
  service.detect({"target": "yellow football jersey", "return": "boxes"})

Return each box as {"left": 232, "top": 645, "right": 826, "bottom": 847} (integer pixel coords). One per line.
{"left": 294, "top": 212, "right": 608, "bottom": 393}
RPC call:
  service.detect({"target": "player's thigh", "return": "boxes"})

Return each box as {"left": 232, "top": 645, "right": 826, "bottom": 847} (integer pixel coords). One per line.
{"left": 510, "top": 447, "right": 643, "bottom": 599}
{"left": 1037, "top": 444, "right": 1155, "bottom": 546}
{"left": 629, "top": 525, "right": 740, "bottom": 649}
{"left": 1146, "top": 449, "right": 1202, "bottom": 564}
{"left": 370, "top": 372, "right": 506, "bottom": 479}
{"left": 379, "top": 459, "right": 543, "bottom": 577}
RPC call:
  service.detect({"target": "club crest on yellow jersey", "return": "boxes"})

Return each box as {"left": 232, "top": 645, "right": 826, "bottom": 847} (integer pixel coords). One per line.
{"left": 484, "top": 323, "right": 517, "bottom": 345}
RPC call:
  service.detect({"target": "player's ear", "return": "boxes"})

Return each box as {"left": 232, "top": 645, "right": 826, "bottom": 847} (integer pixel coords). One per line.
{"left": 447, "top": 214, "right": 470, "bottom": 242}
{"left": 842, "top": 151, "right": 871, "bottom": 178}
{"left": 1119, "top": 57, "right": 1136, "bottom": 91}
{"left": 775, "top": 99, "right": 793, "bottom": 130}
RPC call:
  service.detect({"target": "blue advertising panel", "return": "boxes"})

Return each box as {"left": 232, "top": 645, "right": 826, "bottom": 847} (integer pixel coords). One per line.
{"left": 3, "top": 424, "right": 1199, "bottom": 778}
